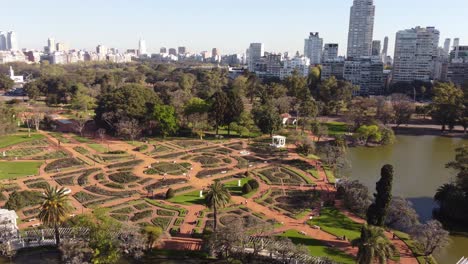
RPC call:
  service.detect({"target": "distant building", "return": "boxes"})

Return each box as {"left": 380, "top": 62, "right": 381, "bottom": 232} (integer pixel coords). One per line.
{"left": 450, "top": 46, "right": 468, "bottom": 62}
{"left": 253, "top": 53, "right": 282, "bottom": 78}
{"left": 304, "top": 32, "right": 323, "bottom": 65}
{"left": 96, "top": 45, "right": 108, "bottom": 55}
{"left": 321, "top": 58, "right": 345, "bottom": 80}
{"left": 344, "top": 57, "right": 384, "bottom": 95}
{"left": 56, "top": 42, "right": 68, "bottom": 52}
{"left": 139, "top": 38, "right": 147, "bottom": 56}
{"left": 168, "top": 48, "right": 177, "bottom": 56}
{"left": 323, "top": 44, "right": 339, "bottom": 62}
{"left": 247, "top": 43, "right": 264, "bottom": 71}
{"left": 347, "top": 0, "right": 375, "bottom": 59}
{"left": 221, "top": 54, "right": 243, "bottom": 66}
{"left": 382, "top": 36, "right": 389, "bottom": 58}
{"left": 443, "top": 38, "right": 451, "bottom": 58}
{"left": 280, "top": 56, "right": 310, "bottom": 80}
{"left": 160, "top": 47, "right": 167, "bottom": 54}
{"left": 0, "top": 31, "right": 6, "bottom": 51}
{"left": 447, "top": 62, "right": 468, "bottom": 86}
{"left": 7, "top": 31, "right": 18, "bottom": 51}
{"left": 372, "top": 40, "right": 381, "bottom": 56}
{"left": 177, "top": 47, "right": 186, "bottom": 55}
{"left": 0, "top": 209, "right": 19, "bottom": 240}
{"left": 392, "top": 26, "right": 440, "bottom": 83}
{"left": 47, "top": 37, "right": 56, "bottom": 53}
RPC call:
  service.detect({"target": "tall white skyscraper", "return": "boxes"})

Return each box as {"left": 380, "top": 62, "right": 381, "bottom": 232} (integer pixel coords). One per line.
{"left": 323, "top": 44, "right": 339, "bottom": 61}
{"left": 0, "top": 31, "right": 6, "bottom": 51}
{"left": 347, "top": 0, "right": 375, "bottom": 59}
{"left": 443, "top": 38, "right": 451, "bottom": 57}
{"left": 47, "top": 38, "right": 56, "bottom": 53}
{"left": 139, "top": 38, "right": 147, "bottom": 56}
{"left": 7, "top": 31, "right": 18, "bottom": 51}
{"left": 392, "top": 26, "right": 440, "bottom": 83}
{"left": 247, "top": 43, "right": 264, "bottom": 71}
{"left": 453, "top": 38, "right": 460, "bottom": 60}
{"left": 304, "top": 32, "right": 323, "bottom": 65}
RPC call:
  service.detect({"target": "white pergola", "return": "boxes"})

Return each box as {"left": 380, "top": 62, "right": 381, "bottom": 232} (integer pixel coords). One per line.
{"left": 271, "top": 135, "right": 286, "bottom": 148}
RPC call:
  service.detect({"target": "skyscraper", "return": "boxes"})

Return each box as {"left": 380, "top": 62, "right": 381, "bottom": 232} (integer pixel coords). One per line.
{"left": 304, "top": 32, "right": 323, "bottom": 65}
{"left": 392, "top": 26, "right": 440, "bottom": 83}
{"left": 453, "top": 38, "right": 460, "bottom": 60}
{"left": 347, "top": 0, "right": 375, "bottom": 59}
{"left": 247, "top": 43, "right": 264, "bottom": 71}
{"left": 0, "top": 31, "right": 6, "bottom": 51}
{"left": 96, "top": 45, "right": 108, "bottom": 55}
{"left": 382, "top": 37, "right": 389, "bottom": 57}
{"left": 371, "top": 40, "right": 381, "bottom": 56}
{"left": 7, "top": 31, "right": 18, "bottom": 51}
{"left": 443, "top": 38, "right": 451, "bottom": 57}
{"left": 160, "top": 47, "right": 167, "bottom": 54}
{"left": 139, "top": 39, "right": 147, "bottom": 56}
{"left": 323, "top": 44, "right": 339, "bottom": 61}
{"left": 178, "top": 47, "right": 186, "bottom": 55}
{"left": 47, "top": 38, "right": 56, "bottom": 53}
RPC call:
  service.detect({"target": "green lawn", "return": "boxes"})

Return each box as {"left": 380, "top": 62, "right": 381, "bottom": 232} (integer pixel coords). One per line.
{"left": 87, "top": 143, "right": 107, "bottom": 153}
{"left": 49, "top": 132, "right": 71, "bottom": 143}
{"left": 308, "top": 207, "right": 362, "bottom": 241}
{"left": 168, "top": 190, "right": 205, "bottom": 205}
{"left": 323, "top": 122, "right": 349, "bottom": 136}
{"left": 307, "top": 169, "right": 320, "bottom": 179}
{"left": 0, "top": 134, "right": 44, "bottom": 148}
{"left": 73, "top": 136, "right": 90, "bottom": 143}
{"left": 0, "top": 161, "right": 43, "bottom": 179}
{"left": 323, "top": 167, "right": 336, "bottom": 184}
{"left": 224, "top": 177, "right": 252, "bottom": 196}
{"left": 280, "top": 230, "right": 355, "bottom": 264}
{"left": 393, "top": 231, "right": 437, "bottom": 264}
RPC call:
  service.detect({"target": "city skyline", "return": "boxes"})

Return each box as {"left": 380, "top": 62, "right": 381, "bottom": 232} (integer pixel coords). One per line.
{"left": 0, "top": 0, "right": 466, "bottom": 56}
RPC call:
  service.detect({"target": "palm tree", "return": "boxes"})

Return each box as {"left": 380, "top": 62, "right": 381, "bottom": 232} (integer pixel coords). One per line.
{"left": 204, "top": 181, "right": 231, "bottom": 231}
{"left": 39, "top": 186, "right": 71, "bottom": 245}
{"left": 352, "top": 224, "right": 396, "bottom": 264}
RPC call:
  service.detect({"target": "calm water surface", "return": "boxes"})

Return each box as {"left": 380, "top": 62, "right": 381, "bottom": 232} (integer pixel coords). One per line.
{"left": 346, "top": 135, "right": 468, "bottom": 263}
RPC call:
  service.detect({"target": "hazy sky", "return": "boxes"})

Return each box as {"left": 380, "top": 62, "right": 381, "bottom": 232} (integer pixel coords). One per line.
{"left": 1, "top": 0, "right": 466, "bottom": 56}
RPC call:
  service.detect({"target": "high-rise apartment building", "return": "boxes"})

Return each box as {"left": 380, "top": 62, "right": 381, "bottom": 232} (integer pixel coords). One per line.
{"left": 323, "top": 44, "right": 339, "bottom": 62}
{"left": 392, "top": 26, "right": 440, "bottom": 83}
{"left": 96, "top": 45, "right": 108, "bottom": 55}
{"left": 168, "top": 48, "right": 177, "bottom": 56}
{"left": 371, "top": 40, "right": 381, "bottom": 56}
{"left": 382, "top": 36, "right": 389, "bottom": 57}
{"left": 47, "top": 38, "right": 56, "bottom": 53}
{"left": 56, "top": 42, "right": 69, "bottom": 52}
{"left": 6, "top": 31, "right": 18, "bottom": 51}
{"left": 160, "top": 47, "right": 167, "bottom": 54}
{"left": 212, "top": 48, "right": 219, "bottom": 58}
{"left": 453, "top": 38, "right": 460, "bottom": 60}
{"left": 344, "top": 57, "right": 384, "bottom": 95}
{"left": 139, "top": 39, "right": 147, "bottom": 56}
{"left": 347, "top": 0, "right": 375, "bottom": 59}
{"left": 304, "top": 32, "right": 323, "bottom": 65}
{"left": 247, "top": 43, "right": 264, "bottom": 71}
{"left": 178, "top": 47, "right": 186, "bottom": 55}
{"left": 443, "top": 38, "right": 451, "bottom": 57}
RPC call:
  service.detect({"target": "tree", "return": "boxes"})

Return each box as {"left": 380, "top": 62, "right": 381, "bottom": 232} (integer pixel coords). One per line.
{"left": 116, "top": 118, "right": 142, "bottom": 142}
{"left": 375, "top": 97, "right": 394, "bottom": 125}
{"left": 184, "top": 97, "right": 210, "bottom": 139}
{"left": 59, "top": 239, "right": 93, "bottom": 264}
{"left": 70, "top": 83, "right": 97, "bottom": 112}
{"left": 165, "top": 188, "right": 175, "bottom": 199}
{"left": 73, "top": 115, "right": 88, "bottom": 137}
{"left": 295, "top": 137, "right": 316, "bottom": 156}
{"left": 310, "top": 121, "right": 328, "bottom": 142}
{"left": 153, "top": 104, "right": 178, "bottom": 138}
{"left": 38, "top": 186, "right": 71, "bottom": 245}
{"left": 345, "top": 97, "right": 377, "bottom": 129}
{"left": 352, "top": 224, "right": 396, "bottom": 264}
{"left": 204, "top": 181, "right": 231, "bottom": 231}
{"left": 210, "top": 90, "right": 228, "bottom": 135}
{"left": 337, "top": 180, "right": 371, "bottom": 217}
{"left": 224, "top": 90, "right": 244, "bottom": 135}
{"left": 354, "top": 125, "right": 382, "bottom": 146}
{"left": 0, "top": 74, "right": 14, "bottom": 91}
{"left": 410, "top": 220, "right": 450, "bottom": 262}
{"left": 391, "top": 94, "right": 415, "bottom": 127}
{"left": 367, "top": 165, "right": 394, "bottom": 227}
{"left": 385, "top": 197, "right": 419, "bottom": 232}
{"left": 96, "top": 128, "right": 106, "bottom": 142}
{"left": 312, "top": 77, "right": 355, "bottom": 115}
{"left": 248, "top": 179, "right": 259, "bottom": 190}
{"left": 242, "top": 183, "right": 252, "bottom": 194}
{"left": 446, "top": 145, "right": 468, "bottom": 191}
{"left": 252, "top": 100, "right": 281, "bottom": 137}
{"left": 430, "top": 82, "right": 464, "bottom": 132}
{"left": 0, "top": 102, "right": 17, "bottom": 136}
{"left": 142, "top": 225, "right": 163, "bottom": 250}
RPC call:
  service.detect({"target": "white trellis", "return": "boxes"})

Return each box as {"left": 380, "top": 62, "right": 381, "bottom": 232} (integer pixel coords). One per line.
{"left": 271, "top": 135, "right": 286, "bottom": 148}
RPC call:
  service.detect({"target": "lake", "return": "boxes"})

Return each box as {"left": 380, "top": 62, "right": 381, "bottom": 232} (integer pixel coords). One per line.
{"left": 346, "top": 135, "right": 468, "bottom": 263}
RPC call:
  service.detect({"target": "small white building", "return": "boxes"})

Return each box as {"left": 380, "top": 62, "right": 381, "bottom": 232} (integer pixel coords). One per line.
{"left": 271, "top": 135, "right": 286, "bottom": 148}
{"left": 0, "top": 209, "right": 19, "bottom": 240}
{"left": 9, "top": 66, "right": 24, "bottom": 84}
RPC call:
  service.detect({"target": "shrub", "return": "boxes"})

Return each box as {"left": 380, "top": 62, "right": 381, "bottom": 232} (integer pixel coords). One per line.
{"left": 26, "top": 181, "right": 50, "bottom": 189}
{"left": 152, "top": 217, "right": 172, "bottom": 230}
{"left": 108, "top": 172, "right": 139, "bottom": 184}
{"left": 242, "top": 183, "right": 253, "bottom": 194}
{"left": 248, "top": 179, "right": 259, "bottom": 189}
{"left": 166, "top": 188, "right": 175, "bottom": 199}
{"left": 5, "top": 191, "right": 42, "bottom": 210}
{"left": 131, "top": 210, "right": 152, "bottom": 222}
{"left": 173, "top": 218, "right": 184, "bottom": 226}
{"left": 106, "top": 150, "right": 126, "bottom": 155}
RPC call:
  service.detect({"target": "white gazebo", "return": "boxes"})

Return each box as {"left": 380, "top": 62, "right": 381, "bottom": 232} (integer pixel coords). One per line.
{"left": 271, "top": 135, "right": 286, "bottom": 148}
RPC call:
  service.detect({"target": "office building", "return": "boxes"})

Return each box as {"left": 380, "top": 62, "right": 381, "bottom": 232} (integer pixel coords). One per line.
{"left": 169, "top": 48, "right": 177, "bottom": 56}
{"left": 212, "top": 48, "right": 219, "bottom": 58}
{"left": 382, "top": 36, "right": 389, "bottom": 57}
{"left": 139, "top": 39, "right": 147, "bottom": 56}
{"left": 178, "top": 47, "right": 186, "bottom": 55}
{"left": 347, "top": 0, "right": 375, "bottom": 59}
{"left": 0, "top": 32, "right": 7, "bottom": 51}
{"left": 160, "top": 47, "right": 167, "bottom": 54}
{"left": 447, "top": 62, "right": 468, "bottom": 86}
{"left": 56, "top": 42, "right": 69, "bottom": 52}
{"left": 304, "top": 32, "right": 323, "bottom": 65}
{"left": 321, "top": 58, "right": 345, "bottom": 80}
{"left": 7, "top": 31, "right": 18, "bottom": 51}
{"left": 247, "top": 43, "right": 264, "bottom": 71}
{"left": 323, "top": 44, "right": 339, "bottom": 62}
{"left": 392, "top": 26, "right": 440, "bottom": 83}
{"left": 372, "top": 40, "right": 381, "bottom": 56}
{"left": 453, "top": 38, "right": 461, "bottom": 60}
{"left": 96, "top": 45, "right": 108, "bottom": 55}
{"left": 443, "top": 38, "right": 451, "bottom": 57}
{"left": 47, "top": 38, "right": 56, "bottom": 53}
{"left": 344, "top": 57, "right": 384, "bottom": 95}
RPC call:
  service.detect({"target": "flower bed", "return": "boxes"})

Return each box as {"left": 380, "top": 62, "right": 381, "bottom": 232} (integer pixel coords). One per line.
{"left": 151, "top": 217, "right": 172, "bottom": 230}
{"left": 107, "top": 160, "right": 143, "bottom": 169}
{"left": 1, "top": 148, "right": 44, "bottom": 158}
{"left": 108, "top": 172, "right": 140, "bottom": 184}
{"left": 134, "top": 203, "right": 150, "bottom": 210}
{"left": 54, "top": 176, "right": 75, "bottom": 186}
{"left": 111, "top": 207, "right": 134, "bottom": 214}
{"left": 145, "top": 199, "right": 187, "bottom": 217}
{"left": 156, "top": 209, "right": 176, "bottom": 216}
{"left": 144, "top": 179, "right": 188, "bottom": 191}
{"left": 144, "top": 162, "right": 191, "bottom": 175}
{"left": 73, "top": 191, "right": 101, "bottom": 203}
{"left": 154, "top": 152, "right": 185, "bottom": 159}
{"left": 4, "top": 191, "right": 42, "bottom": 210}
{"left": 255, "top": 166, "right": 310, "bottom": 185}
{"left": 77, "top": 168, "right": 102, "bottom": 186}
{"left": 33, "top": 150, "right": 70, "bottom": 160}
{"left": 26, "top": 181, "right": 49, "bottom": 189}
{"left": 173, "top": 140, "right": 205, "bottom": 148}
{"left": 23, "top": 207, "right": 40, "bottom": 217}
{"left": 44, "top": 158, "right": 84, "bottom": 172}
{"left": 73, "top": 146, "right": 89, "bottom": 155}
{"left": 110, "top": 214, "right": 129, "bottom": 222}
{"left": 195, "top": 167, "right": 230, "bottom": 179}
{"left": 173, "top": 218, "right": 184, "bottom": 226}
{"left": 84, "top": 186, "right": 138, "bottom": 197}
{"left": 191, "top": 155, "right": 222, "bottom": 167}
{"left": 131, "top": 210, "right": 153, "bottom": 222}
{"left": 105, "top": 182, "right": 125, "bottom": 189}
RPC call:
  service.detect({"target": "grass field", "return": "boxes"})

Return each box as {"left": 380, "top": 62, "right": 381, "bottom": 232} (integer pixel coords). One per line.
{"left": 323, "top": 167, "right": 336, "bottom": 184}
{"left": 308, "top": 207, "right": 362, "bottom": 241}
{"left": 224, "top": 177, "right": 251, "bottom": 196}
{"left": 0, "top": 161, "right": 43, "bottom": 179}
{"left": 87, "top": 143, "right": 107, "bottom": 153}
{"left": 169, "top": 190, "right": 205, "bottom": 205}
{"left": 323, "top": 122, "right": 349, "bottom": 136}
{"left": 0, "top": 134, "right": 44, "bottom": 148}
{"left": 280, "top": 230, "right": 355, "bottom": 264}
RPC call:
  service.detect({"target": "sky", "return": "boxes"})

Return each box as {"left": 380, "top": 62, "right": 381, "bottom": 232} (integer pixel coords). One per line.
{"left": 0, "top": 0, "right": 466, "bottom": 56}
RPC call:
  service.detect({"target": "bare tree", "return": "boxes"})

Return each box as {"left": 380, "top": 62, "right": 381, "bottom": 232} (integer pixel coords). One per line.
{"left": 410, "top": 220, "right": 450, "bottom": 262}
{"left": 96, "top": 128, "right": 106, "bottom": 142}
{"left": 116, "top": 118, "right": 142, "bottom": 142}
{"left": 385, "top": 197, "right": 419, "bottom": 232}
{"left": 73, "top": 118, "right": 88, "bottom": 137}
{"left": 31, "top": 113, "right": 43, "bottom": 131}
{"left": 391, "top": 94, "right": 415, "bottom": 127}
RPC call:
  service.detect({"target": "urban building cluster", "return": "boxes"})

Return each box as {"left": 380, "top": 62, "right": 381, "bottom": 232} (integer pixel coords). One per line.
{"left": 1, "top": 0, "right": 468, "bottom": 91}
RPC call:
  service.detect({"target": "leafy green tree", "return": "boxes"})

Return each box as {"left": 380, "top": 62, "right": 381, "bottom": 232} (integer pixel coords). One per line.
{"left": 224, "top": 90, "right": 244, "bottom": 135}
{"left": 153, "top": 104, "right": 178, "bottom": 138}
{"left": 354, "top": 125, "right": 382, "bottom": 145}
{"left": 312, "top": 76, "right": 355, "bottom": 115}
{"left": 430, "top": 82, "right": 464, "bottom": 132}
{"left": 142, "top": 225, "right": 163, "bottom": 249}
{"left": 391, "top": 94, "right": 415, "bottom": 127}
{"left": 242, "top": 183, "right": 253, "bottom": 194}
{"left": 352, "top": 224, "right": 396, "bottom": 264}
{"left": 252, "top": 100, "right": 282, "bottom": 136}
{"left": 231, "top": 75, "right": 248, "bottom": 96}
{"left": 307, "top": 66, "right": 321, "bottom": 92}
{"left": 184, "top": 98, "right": 210, "bottom": 139}
{"left": 367, "top": 165, "right": 394, "bottom": 226}
{"left": 205, "top": 181, "right": 231, "bottom": 231}
{"left": 165, "top": 188, "right": 175, "bottom": 199}
{"left": 0, "top": 74, "right": 14, "bottom": 91}
{"left": 0, "top": 102, "right": 17, "bottom": 136}
{"left": 284, "top": 70, "right": 308, "bottom": 99}
{"left": 210, "top": 90, "right": 228, "bottom": 135}
{"left": 39, "top": 186, "right": 71, "bottom": 245}
{"left": 246, "top": 74, "right": 260, "bottom": 103}
{"left": 446, "top": 146, "right": 468, "bottom": 191}
{"left": 178, "top": 73, "right": 196, "bottom": 92}
{"left": 70, "top": 83, "right": 97, "bottom": 112}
